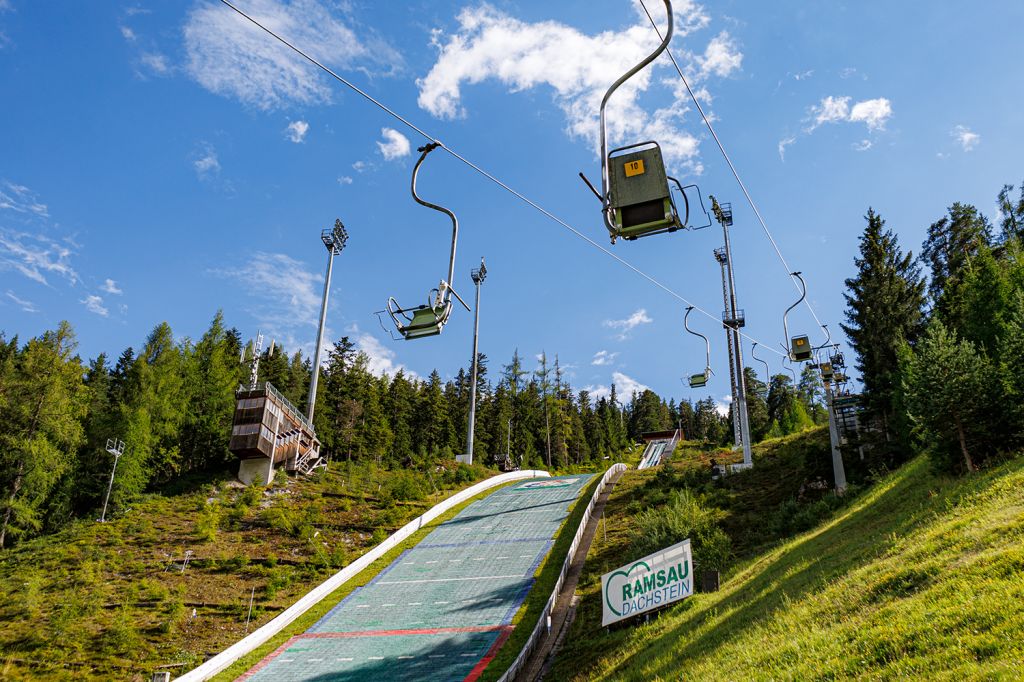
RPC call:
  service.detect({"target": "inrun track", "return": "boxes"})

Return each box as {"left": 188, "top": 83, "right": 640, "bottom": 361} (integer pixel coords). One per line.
{"left": 238, "top": 475, "right": 592, "bottom": 681}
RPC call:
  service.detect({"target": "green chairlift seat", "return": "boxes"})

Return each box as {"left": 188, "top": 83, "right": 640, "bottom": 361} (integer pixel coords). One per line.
{"left": 383, "top": 142, "right": 469, "bottom": 341}
{"left": 683, "top": 306, "right": 713, "bottom": 390}
{"left": 819, "top": 362, "right": 834, "bottom": 381}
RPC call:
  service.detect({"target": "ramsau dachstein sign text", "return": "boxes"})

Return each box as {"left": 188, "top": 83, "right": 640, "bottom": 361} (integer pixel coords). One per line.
{"left": 601, "top": 538, "right": 693, "bottom": 626}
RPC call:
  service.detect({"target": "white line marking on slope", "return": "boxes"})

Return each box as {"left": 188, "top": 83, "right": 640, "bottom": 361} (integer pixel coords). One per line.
{"left": 378, "top": 574, "right": 523, "bottom": 585}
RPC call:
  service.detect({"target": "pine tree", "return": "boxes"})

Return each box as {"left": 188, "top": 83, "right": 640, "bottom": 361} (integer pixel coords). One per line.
{"left": 997, "top": 181, "right": 1024, "bottom": 243}
{"left": 0, "top": 322, "right": 87, "bottom": 548}
{"left": 841, "top": 209, "right": 927, "bottom": 451}
{"left": 920, "top": 202, "right": 992, "bottom": 320}
{"left": 180, "top": 311, "right": 237, "bottom": 472}
{"left": 902, "top": 320, "right": 998, "bottom": 473}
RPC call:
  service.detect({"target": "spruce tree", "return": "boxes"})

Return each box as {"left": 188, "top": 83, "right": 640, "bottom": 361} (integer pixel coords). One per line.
{"left": 841, "top": 209, "right": 926, "bottom": 451}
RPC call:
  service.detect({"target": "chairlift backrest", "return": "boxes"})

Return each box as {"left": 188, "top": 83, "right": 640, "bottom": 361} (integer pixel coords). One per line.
{"left": 790, "top": 336, "right": 812, "bottom": 362}
{"left": 683, "top": 306, "right": 712, "bottom": 388}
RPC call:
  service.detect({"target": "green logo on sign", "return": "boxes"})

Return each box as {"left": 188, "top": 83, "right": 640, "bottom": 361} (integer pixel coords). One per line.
{"left": 604, "top": 560, "right": 650, "bottom": 616}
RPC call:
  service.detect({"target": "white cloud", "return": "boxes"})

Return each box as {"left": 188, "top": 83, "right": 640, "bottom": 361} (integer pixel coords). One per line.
{"left": 848, "top": 98, "right": 892, "bottom": 130}
{"left": 613, "top": 371, "right": 650, "bottom": 397}
{"left": 591, "top": 350, "right": 619, "bottom": 366}
{"left": 952, "top": 124, "right": 980, "bottom": 152}
{"left": 5, "top": 290, "right": 38, "bottom": 313}
{"left": 337, "top": 175, "right": 353, "bottom": 185}
{"left": 101, "top": 278, "right": 123, "bottom": 295}
{"left": 120, "top": 25, "right": 137, "bottom": 42}
{"left": 0, "top": 180, "right": 49, "bottom": 217}
{"left": 698, "top": 31, "right": 742, "bottom": 78}
{"left": 417, "top": 2, "right": 729, "bottom": 167}
{"left": 0, "top": 229, "right": 78, "bottom": 285}
{"left": 809, "top": 95, "right": 851, "bottom": 130}
{"left": 81, "top": 295, "right": 109, "bottom": 317}
{"left": 603, "top": 308, "right": 653, "bottom": 339}
{"left": 286, "top": 119, "right": 309, "bottom": 143}
{"left": 792, "top": 69, "right": 813, "bottom": 81}
{"left": 193, "top": 143, "right": 221, "bottom": 178}
{"left": 807, "top": 95, "right": 891, "bottom": 132}
{"left": 214, "top": 251, "right": 323, "bottom": 348}
{"left": 183, "top": 0, "right": 399, "bottom": 110}
{"left": 352, "top": 160, "right": 368, "bottom": 173}
{"left": 852, "top": 139, "right": 873, "bottom": 152}
{"left": 352, "top": 326, "right": 418, "bottom": 379}
{"left": 376, "top": 127, "right": 411, "bottom": 160}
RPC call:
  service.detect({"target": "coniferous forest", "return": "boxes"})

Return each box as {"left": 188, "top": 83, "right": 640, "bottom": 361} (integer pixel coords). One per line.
{"left": 3, "top": 180, "right": 1023, "bottom": 550}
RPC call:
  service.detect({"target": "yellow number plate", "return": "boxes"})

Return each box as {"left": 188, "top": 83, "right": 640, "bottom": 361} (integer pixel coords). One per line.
{"left": 624, "top": 159, "right": 645, "bottom": 177}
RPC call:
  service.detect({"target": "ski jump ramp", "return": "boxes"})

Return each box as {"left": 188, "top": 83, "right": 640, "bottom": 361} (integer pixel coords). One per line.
{"left": 237, "top": 475, "right": 593, "bottom": 681}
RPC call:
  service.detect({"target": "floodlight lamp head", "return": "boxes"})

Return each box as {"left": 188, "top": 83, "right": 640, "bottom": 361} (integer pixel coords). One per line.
{"left": 321, "top": 219, "right": 348, "bottom": 255}
{"left": 471, "top": 257, "right": 487, "bottom": 285}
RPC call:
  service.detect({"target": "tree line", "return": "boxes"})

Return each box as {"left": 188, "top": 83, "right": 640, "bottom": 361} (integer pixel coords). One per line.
{"left": 0, "top": 302, "right": 832, "bottom": 548}
{"left": 842, "top": 179, "right": 1024, "bottom": 476}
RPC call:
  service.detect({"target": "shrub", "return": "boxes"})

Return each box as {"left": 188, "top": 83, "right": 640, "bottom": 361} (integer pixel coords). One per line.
{"left": 195, "top": 502, "right": 220, "bottom": 542}
{"left": 628, "top": 489, "right": 732, "bottom": 572}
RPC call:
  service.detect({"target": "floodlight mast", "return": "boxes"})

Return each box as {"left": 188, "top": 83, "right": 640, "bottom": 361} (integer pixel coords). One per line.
{"left": 100, "top": 438, "right": 126, "bottom": 523}
{"left": 308, "top": 220, "right": 348, "bottom": 423}
{"left": 460, "top": 258, "right": 488, "bottom": 465}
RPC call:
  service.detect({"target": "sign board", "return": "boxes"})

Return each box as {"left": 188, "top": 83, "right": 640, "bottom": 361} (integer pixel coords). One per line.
{"left": 601, "top": 539, "right": 692, "bottom": 626}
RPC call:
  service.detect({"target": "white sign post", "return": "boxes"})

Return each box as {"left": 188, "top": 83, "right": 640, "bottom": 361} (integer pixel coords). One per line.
{"left": 601, "top": 539, "right": 693, "bottom": 626}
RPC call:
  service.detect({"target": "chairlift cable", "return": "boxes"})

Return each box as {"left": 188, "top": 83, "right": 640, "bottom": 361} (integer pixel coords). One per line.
{"left": 216, "top": 0, "right": 787, "bottom": 357}
{"left": 637, "top": 0, "right": 829, "bottom": 342}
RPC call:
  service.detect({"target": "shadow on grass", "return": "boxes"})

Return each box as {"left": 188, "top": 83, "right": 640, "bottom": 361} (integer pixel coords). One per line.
{"left": 601, "top": 456, "right": 1008, "bottom": 680}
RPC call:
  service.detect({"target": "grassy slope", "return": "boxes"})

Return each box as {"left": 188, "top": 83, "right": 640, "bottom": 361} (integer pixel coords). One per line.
{"left": 0, "top": 460, "right": 493, "bottom": 681}
{"left": 553, "top": 434, "right": 1024, "bottom": 680}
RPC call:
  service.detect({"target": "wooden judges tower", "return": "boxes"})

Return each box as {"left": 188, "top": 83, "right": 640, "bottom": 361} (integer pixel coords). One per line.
{"left": 229, "top": 380, "right": 323, "bottom": 485}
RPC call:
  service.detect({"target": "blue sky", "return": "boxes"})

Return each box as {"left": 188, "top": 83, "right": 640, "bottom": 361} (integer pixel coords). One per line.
{"left": 2, "top": 0, "right": 1022, "bottom": 409}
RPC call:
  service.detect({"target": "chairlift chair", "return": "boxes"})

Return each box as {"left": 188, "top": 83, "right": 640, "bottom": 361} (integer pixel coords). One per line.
{"left": 782, "top": 271, "right": 814, "bottom": 362}
{"left": 819, "top": 362, "right": 834, "bottom": 381}
{"left": 578, "top": 0, "right": 703, "bottom": 243}
{"left": 384, "top": 142, "right": 470, "bottom": 340}
{"left": 683, "top": 306, "right": 712, "bottom": 388}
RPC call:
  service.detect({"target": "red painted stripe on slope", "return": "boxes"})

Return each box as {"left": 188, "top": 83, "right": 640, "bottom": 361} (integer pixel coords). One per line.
{"left": 236, "top": 635, "right": 303, "bottom": 680}
{"left": 464, "top": 626, "right": 515, "bottom": 682}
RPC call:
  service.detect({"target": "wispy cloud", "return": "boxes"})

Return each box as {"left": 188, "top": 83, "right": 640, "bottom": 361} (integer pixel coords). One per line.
{"left": 952, "top": 124, "right": 980, "bottom": 152}
{"left": 5, "top": 290, "right": 38, "bottom": 313}
{"left": 214, "top": 251, "right": 323, "bottom": 351}
{"left": 417, "top": 2, "right": 734, "bottom": 168}
{"left": 101, "top": 278, "right": 123, "bottom": 295}
{"left": 285, "top": 119, "right": 309, "bottom": 143}
{"left": 377, "top": 127, "right": 410, "bottom": 160}
{"left": 0, "top": 180, "right": 49, "bottom": 217}
{"left": 81, "top": 294, "right": 109, "bottom": 317}
{"left": 337, "top": 175, "right": 353, "bottom": 186}
{"left": 139, "top": 51, "right": 172, "bottom": 76}
{"left": 591, "top": 350, "right": 619, "bottom": 366}
{"left": 0, "top": 229, "right": 78, "bottom": 285}
{"left": 852, "top": 139, "right": 873, "bottom": 152}
{"left": 193, "top": 142, "right": 221, "bottom": 179}
{"left": 777, "top": 135, "right": 796, "bottom": 161}
{"left": 183, "top": 0, "right": 400, "bottom": 110}
{"left": 603, "top": 308, "right": 652, "bottom": 340}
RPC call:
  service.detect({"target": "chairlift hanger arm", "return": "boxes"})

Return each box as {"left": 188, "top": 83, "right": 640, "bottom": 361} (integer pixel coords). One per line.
{"left": 782, "top": 270, "right": 807, "bottom": 352}
{"left": 751, "top": 341, "right": 771, "bottom": 380}
{"left": 684, "top": 306, "right": 712, "bottom": 374}
{"left": 411, "top": 142, "right": 459, "bottom": 298}
{"left": 599, "top": 0, "right": 674, "bottom": 226}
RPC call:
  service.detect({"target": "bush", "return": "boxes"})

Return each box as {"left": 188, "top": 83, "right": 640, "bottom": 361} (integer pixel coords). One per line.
{"left": 381, "top": 471, "right": 427, "bottom": 502}
{"left": 629, "top": 489, "right": 732, "bottom": 572}
{"left": 195, "top": 502, "right": 220, "bottom": 542}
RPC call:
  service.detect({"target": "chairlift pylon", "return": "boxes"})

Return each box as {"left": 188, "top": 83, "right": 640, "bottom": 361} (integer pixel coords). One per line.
{"left": 782, "top": 271, "right": 813, "bottom": 362}
{"left": 578, "top": 0, "right": 705, "bottom": 243}
{"left": 383, "top": 142, "right": 470, "bottom": 340}
{"left": 683, "top": 306, "right": 712, "bottom": 388}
